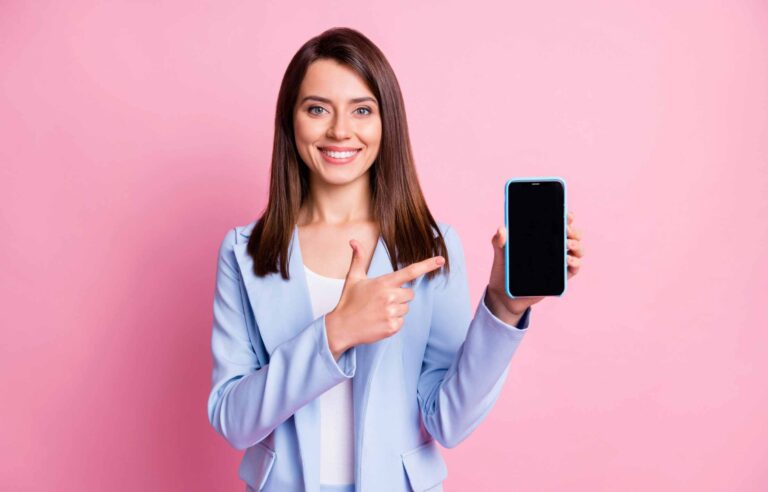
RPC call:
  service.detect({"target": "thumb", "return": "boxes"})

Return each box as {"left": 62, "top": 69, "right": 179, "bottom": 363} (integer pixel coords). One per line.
{"left": 492, "top": 225, "right": 506, "bottom": 269}
{"left": 493, "top": 225, "right": 507, "bottom": 249}
{"left": 344, "top": 239, "right": 368, "bottom": 282}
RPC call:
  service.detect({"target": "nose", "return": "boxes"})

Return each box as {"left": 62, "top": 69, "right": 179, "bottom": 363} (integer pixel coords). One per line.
{"left": 327, "top": 112, "right": 352, "bottom": 140}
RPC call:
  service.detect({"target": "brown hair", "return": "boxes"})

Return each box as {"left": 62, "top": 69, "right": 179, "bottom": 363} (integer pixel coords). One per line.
{"left": 247, "top": 26, "right": 450, "bottom": 281}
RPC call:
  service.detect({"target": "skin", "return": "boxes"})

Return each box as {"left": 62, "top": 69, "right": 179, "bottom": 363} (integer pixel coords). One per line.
{"left": 293, "top": 58, "right": 382, "bottom": 280}
{"left": 292, "top": 58, "right": 585, "bottom": 361}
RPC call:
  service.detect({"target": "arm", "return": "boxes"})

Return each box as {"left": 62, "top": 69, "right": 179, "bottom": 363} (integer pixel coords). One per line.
{"left": 206, "top": 228, "right": 357, "bottom": 450}
{"left": 417, "top": 225, "right": 532, "bottom": 448}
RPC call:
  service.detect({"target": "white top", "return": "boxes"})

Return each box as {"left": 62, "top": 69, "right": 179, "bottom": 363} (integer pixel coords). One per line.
{"left": 303, "top": 263, "right": 355, "bottom": 486}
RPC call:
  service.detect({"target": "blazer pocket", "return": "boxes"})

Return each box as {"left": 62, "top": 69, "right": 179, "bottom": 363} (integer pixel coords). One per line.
{"left": 238, "top": 442, "right": 276, "bottom": 491}
{"left": 401, "top": 439, "right": 448, "bottom": 492}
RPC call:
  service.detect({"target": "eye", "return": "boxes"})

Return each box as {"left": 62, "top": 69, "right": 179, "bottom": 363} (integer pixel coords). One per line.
{"left": 355, "top": 106, "right": 372, "bottom": 115}
{"left": 307, "top": 105, "right": 327, "bottom": 115}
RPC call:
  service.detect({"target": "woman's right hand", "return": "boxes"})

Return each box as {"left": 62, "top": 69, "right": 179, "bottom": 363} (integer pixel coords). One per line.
{"left": 325, "top": 238, "right": 446, "bottom": 360}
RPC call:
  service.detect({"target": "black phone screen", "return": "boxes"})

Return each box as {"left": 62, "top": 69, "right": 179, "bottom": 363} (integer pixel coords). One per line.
{"left": 506, "top": 180, "right": 566, "bottom": 297}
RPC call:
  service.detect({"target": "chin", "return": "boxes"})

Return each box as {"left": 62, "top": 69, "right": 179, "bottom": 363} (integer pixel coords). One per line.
{"left": 323, "top": 174, "right": 360, "bottom": 186}
{"left": 318, "top": 165, "right": 367, "bottom": 183}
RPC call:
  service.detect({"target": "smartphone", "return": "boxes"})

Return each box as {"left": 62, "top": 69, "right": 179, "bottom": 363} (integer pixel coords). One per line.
{"left": 504, "top": 177, "right": 567, "bottom": 298}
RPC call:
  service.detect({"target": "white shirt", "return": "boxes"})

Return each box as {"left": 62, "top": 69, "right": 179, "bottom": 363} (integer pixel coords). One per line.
{"left": 303, "top": 263, "right": 355, "bottom": 486}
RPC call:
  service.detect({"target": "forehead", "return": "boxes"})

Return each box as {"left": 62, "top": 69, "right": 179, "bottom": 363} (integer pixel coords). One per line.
{"left": 299, "top": 59, "right": 374, "bottom": 100}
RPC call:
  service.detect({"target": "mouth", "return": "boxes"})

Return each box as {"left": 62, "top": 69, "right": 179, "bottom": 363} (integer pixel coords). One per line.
{"left": 318, "top": 146, "right": 363, "bottom": 164}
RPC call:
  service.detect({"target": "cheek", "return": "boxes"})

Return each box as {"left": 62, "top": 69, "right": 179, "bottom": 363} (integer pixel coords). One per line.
{"left": 293, "top": 119, "right": 319, "bottom": 164}
{"left": 294, "top": 118, "right": 315, "bottom": 143}
{"left": 360, "top": 120, "right": 382, "bottom": 147}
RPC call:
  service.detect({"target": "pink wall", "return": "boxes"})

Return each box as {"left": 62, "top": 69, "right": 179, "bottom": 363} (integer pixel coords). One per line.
{"left": 2, "top": 1, "right": 767, "bottom": 490}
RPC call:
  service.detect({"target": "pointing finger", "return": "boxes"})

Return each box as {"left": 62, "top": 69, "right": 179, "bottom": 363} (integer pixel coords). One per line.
{"left": 382, "top": 255, "right": 445, "bottom": 287}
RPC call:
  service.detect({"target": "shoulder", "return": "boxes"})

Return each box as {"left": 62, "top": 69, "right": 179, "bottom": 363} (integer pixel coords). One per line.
{"left": 216, "top": 219, "right": 258, "bottom": 252}
{"left": 235, "top": 219, "right": 258, "bottom": 240}
{"left": 217, "top": 219, "right": 257, "bottom": 259}
{"left": 426, "top": 221, "right": 466, "bottom": 290}
{"left": 432, "top": 221, "right": 465, "bottom": 271}
{"left": 434, "top": 220, "right": 459, "bottom": 241}
{"left": 433, "top": 221, "right": 462, "bottom": 250}
{"left": 215, "top": 226, "right": 242, "bottom": 278}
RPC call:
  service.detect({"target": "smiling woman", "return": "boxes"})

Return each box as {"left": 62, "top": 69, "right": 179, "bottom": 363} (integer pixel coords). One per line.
{"left": 293, "top": 60, "right": 382, "bottom": 173}
{"left": 207, "top": 26, "right": 538, "bottom": 492}
{"left": 245, "top": 27, "right": 449, "bottom": 282}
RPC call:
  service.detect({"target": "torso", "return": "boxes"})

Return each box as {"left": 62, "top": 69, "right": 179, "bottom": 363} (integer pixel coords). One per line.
{"left": 297, "top": 219, "right": 380, "bottom": 280}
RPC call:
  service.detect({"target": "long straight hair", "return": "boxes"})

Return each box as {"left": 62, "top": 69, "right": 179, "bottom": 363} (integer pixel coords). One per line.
{"left": 247, "top": 27, "right": 450, "bottom": 281}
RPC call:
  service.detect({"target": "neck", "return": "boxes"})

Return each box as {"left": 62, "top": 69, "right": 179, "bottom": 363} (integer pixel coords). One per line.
{"left": 300, "top": 171, "right": 374, "bottom": 226}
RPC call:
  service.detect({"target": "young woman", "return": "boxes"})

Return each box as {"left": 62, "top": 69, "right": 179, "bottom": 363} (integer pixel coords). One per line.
{"left": 207, "top": 27, "right": 584, "bottom": 492}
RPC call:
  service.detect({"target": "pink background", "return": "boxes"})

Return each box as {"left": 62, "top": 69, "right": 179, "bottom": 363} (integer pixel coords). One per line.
{"left": 2, "top": 1, "right": 767, "bottom": 490}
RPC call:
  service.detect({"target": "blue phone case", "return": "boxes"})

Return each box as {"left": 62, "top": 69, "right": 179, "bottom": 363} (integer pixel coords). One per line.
{"left": 504, "top": 176, "right": 568, "bottom": 298}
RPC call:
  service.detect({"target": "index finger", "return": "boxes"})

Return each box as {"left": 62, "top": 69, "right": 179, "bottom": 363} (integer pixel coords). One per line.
{"left": 381, "top": 256, "right": 445, "bottom": 287}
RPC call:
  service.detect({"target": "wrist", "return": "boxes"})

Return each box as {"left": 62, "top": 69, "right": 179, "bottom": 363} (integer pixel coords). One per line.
{"left": 325, "top": 311, "right": 350, "bottom": 361}
{"left": 484, "top": 287, "right": 525, "bottom": 326}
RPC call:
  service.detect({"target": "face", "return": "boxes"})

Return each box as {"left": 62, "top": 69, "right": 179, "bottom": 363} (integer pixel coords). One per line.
{"left": 293, "top": 58, "right": 382, "bottom": 186}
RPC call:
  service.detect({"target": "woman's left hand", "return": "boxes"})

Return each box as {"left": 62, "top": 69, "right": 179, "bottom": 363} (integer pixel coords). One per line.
{"left": 485, "top": 211, "right": 584, "bottom": 324}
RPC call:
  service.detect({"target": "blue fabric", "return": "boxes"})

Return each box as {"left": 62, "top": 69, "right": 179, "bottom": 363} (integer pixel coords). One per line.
{"left": 209, "top": 220, "right": 532, "bottom": 492}
{"left": 320, "top": 485, "right": 355, "bottom": 492}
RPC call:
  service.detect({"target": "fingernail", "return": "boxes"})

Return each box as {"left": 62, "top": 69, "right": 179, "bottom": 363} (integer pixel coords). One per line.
{"left": 435, "top": 257, "right": 445, "bottom": 266}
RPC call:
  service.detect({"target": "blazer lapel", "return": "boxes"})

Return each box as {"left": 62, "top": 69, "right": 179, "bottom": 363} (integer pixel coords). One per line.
{"left": 232, "top": 221, "right": 396, "bottom": 491}
{"left": 349, "top": 233, "right": 395, "bottom": 489}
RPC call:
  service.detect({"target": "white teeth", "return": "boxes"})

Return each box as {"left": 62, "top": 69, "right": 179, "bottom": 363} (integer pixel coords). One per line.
{"left": 321, "top": 149, "right": 359, "bottom": 158}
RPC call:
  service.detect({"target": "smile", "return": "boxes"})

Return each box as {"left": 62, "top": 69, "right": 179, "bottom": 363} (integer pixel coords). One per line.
{"left": 320, "top": 148, "right": 361, "bottom": 158}
{"left": 318, "top": 147, "right": 362, "bottom": 164}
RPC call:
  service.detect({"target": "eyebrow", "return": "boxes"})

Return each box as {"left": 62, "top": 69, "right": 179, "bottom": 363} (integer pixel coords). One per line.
{"left": 300, "top": 95, "right": 378, "bottom": 105}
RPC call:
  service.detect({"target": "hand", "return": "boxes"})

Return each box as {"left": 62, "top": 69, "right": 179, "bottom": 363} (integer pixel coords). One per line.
{"left": 325, "top": 239, "right": 446, "bottom": 360}
{"left": 485, "top": 211, "right": 585, "bottom": 324}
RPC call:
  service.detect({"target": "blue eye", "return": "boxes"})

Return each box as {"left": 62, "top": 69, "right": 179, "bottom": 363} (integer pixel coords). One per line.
{"left": 307, "top": 105, "right": 373, "bottom": 116}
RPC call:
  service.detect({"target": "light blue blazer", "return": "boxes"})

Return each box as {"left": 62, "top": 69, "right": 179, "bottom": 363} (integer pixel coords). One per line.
{"left": 207, "top": 220, "right": 532, "bottom": 492}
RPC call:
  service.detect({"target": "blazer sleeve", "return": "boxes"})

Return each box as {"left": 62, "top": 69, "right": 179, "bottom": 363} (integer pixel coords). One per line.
{"left": 206, "top": 228, "right": 357, "bottom": 451}
{"left": 417, "top": 224, "right": 532, "bottom": 448}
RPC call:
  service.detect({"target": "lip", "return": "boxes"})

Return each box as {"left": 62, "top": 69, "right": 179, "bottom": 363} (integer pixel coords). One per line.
{"left": 318, "top": 146, "right": 362, "bottom": 151}
{"left": 318, "top": 146, "right": 362, "bottom": 165}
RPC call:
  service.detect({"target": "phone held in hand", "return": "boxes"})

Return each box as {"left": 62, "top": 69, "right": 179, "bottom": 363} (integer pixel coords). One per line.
{"left": 504, "top": 177, "right": 567, "bottom": 298}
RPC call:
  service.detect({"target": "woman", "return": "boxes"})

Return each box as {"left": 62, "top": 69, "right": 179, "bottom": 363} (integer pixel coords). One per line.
{"left": 207, "top": 27, "right": 584, "bottom": 492}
